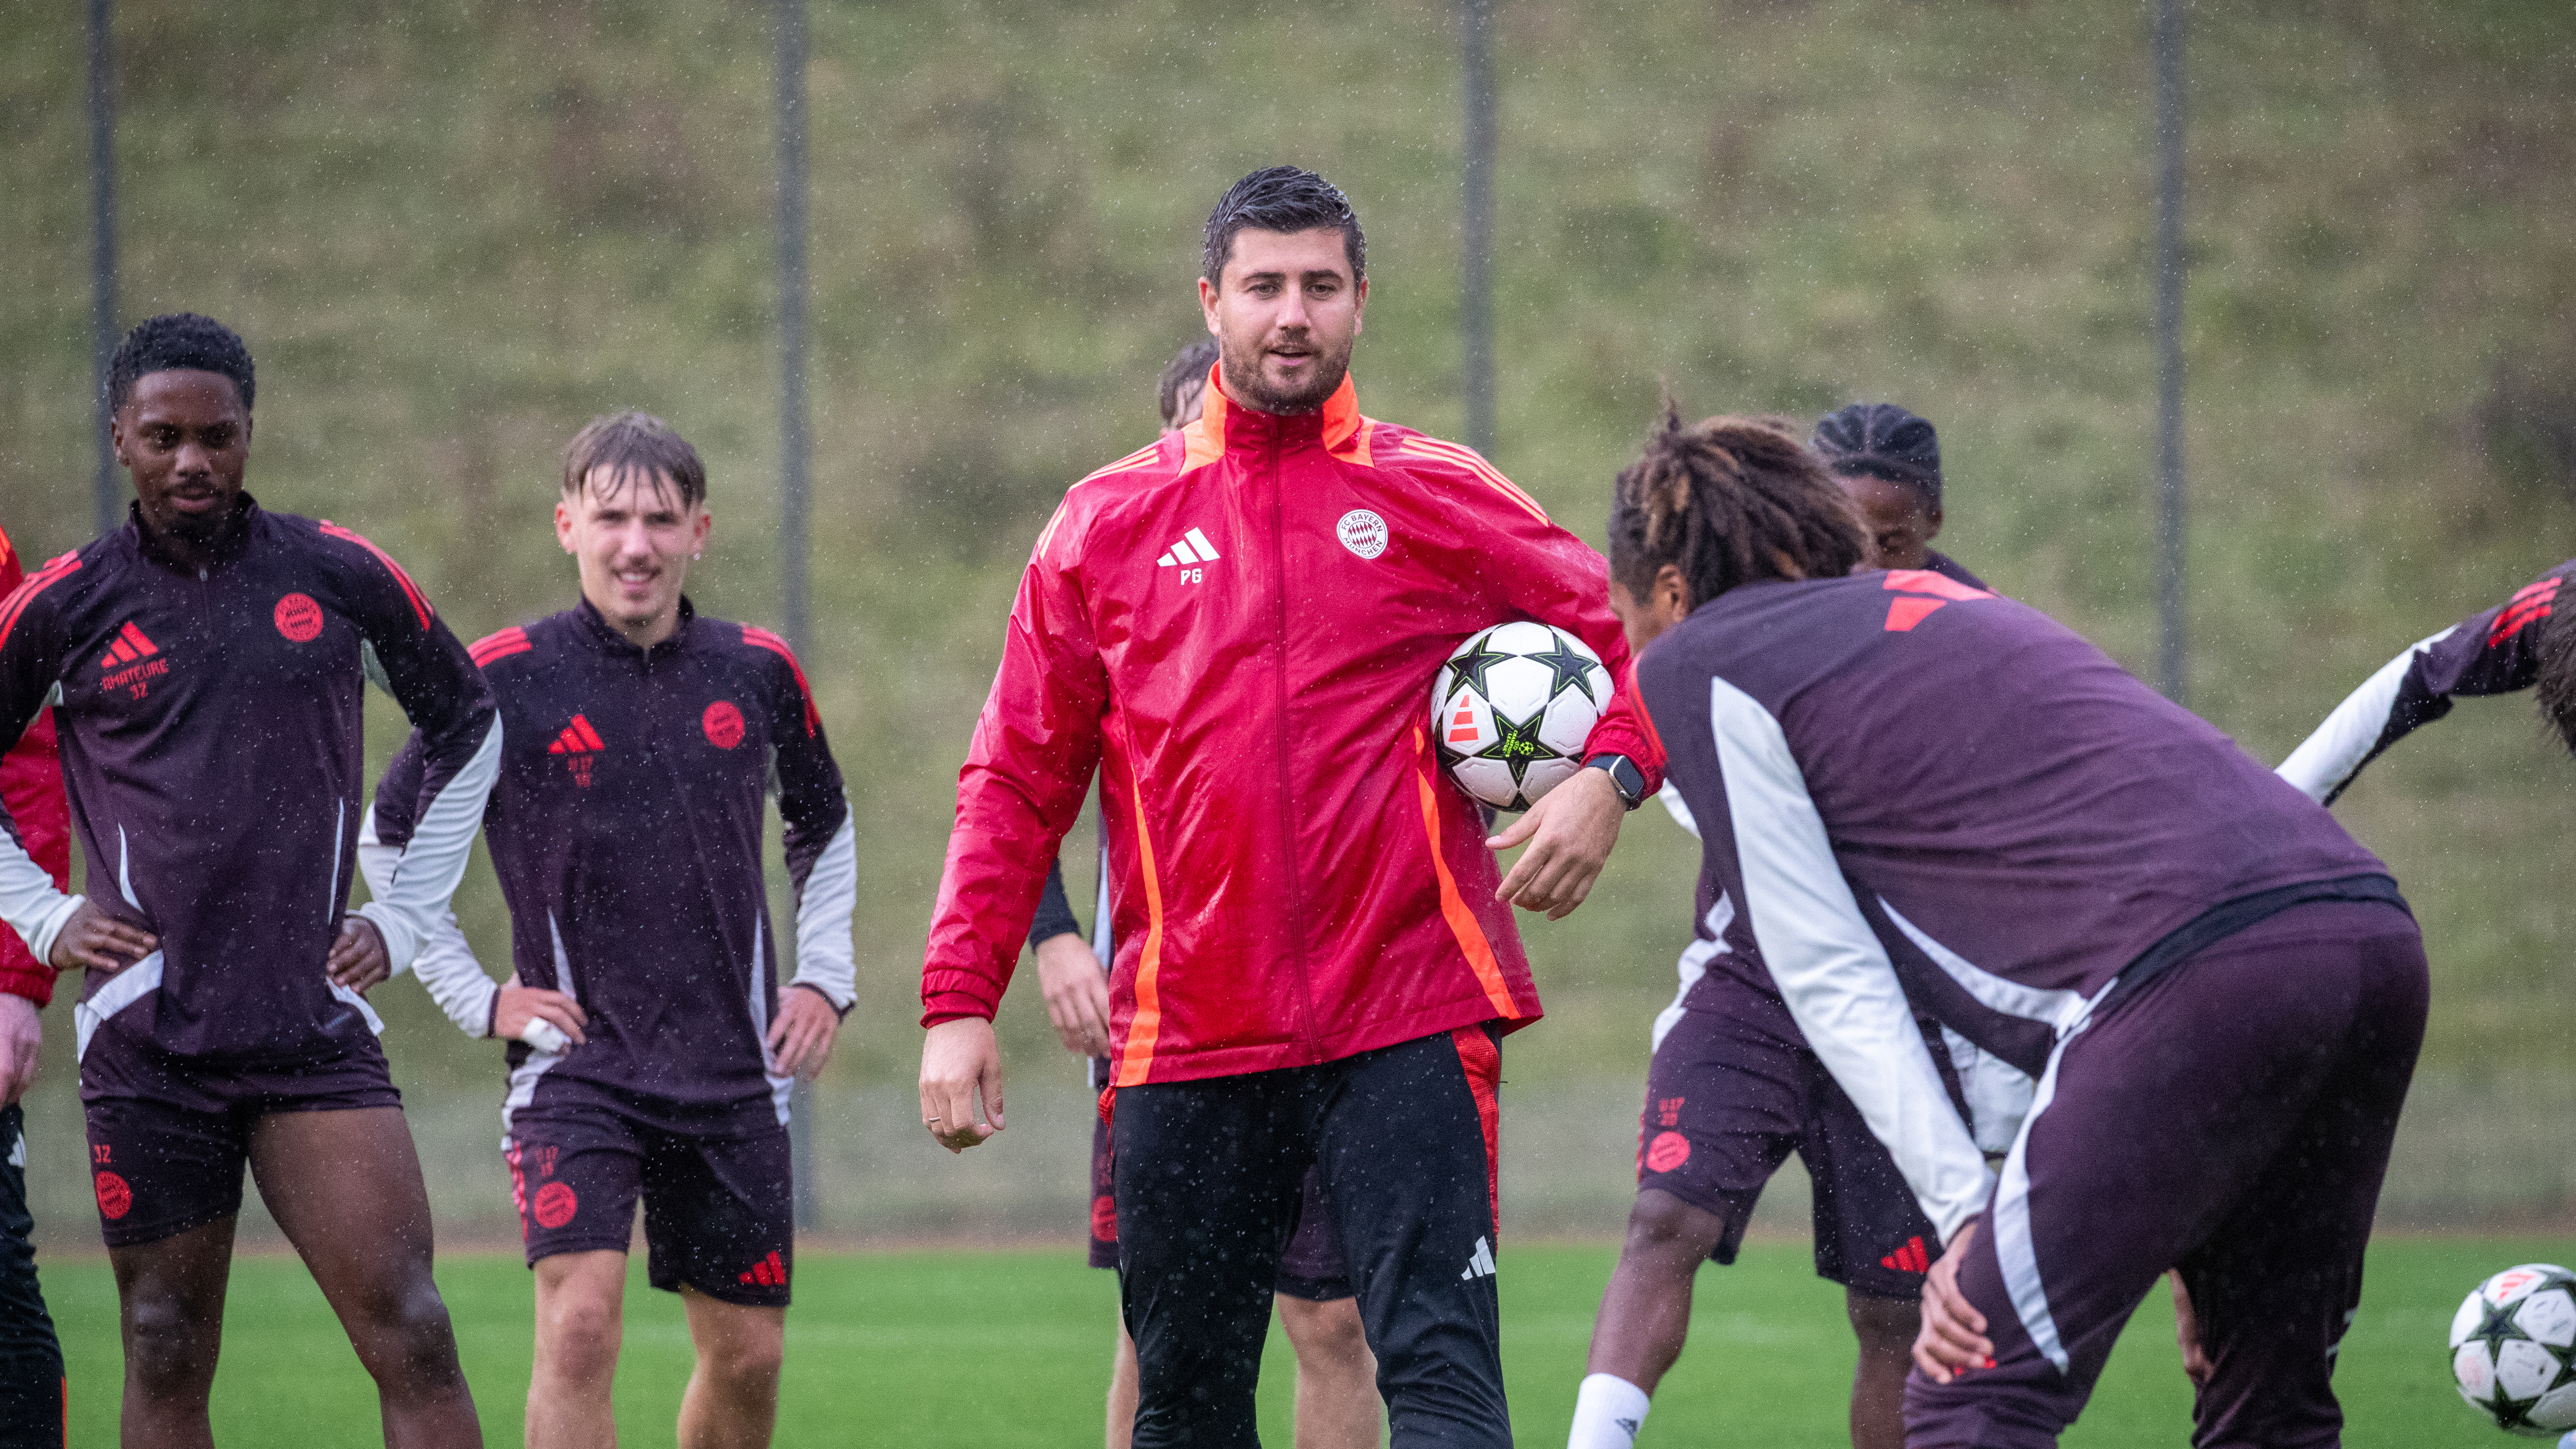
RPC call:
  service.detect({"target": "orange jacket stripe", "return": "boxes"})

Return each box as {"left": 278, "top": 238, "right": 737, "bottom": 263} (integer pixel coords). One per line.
{"left": 1112, "top": 772, "right": 1169, "bottom": 1086}
{"left": 1410, "top": 725, "right": 1521, "bottom": 1020}
{"left": 1042, "top": 445, "right": 1166, "bottom": 558}
{"left": 1404, "top": 437, "right": 1551, "bottom": 523}
{"left": 1180, "top": 366, "right": 1229, "bottom": 475}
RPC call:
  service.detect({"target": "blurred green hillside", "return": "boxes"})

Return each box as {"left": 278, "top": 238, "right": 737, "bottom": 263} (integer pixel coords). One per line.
{"left": 5, "top": 0, "right": 2574, "bottom": 1226}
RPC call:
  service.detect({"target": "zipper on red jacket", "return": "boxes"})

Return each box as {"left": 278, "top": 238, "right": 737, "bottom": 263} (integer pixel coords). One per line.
{"left": 1262, "top": 426, "right": 1324, "bottom": 1065}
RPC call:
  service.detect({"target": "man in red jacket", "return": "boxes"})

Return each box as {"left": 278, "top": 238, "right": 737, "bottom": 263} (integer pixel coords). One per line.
{"left": 918, "top": 166, "right": 1663, "bottom": 1449}
{"left": 0, "top": 519, "right": 69, "bottom": 1449}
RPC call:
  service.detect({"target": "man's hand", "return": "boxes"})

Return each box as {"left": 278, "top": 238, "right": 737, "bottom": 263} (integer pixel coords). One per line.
{"left": 1488, "top": 765, "right": 1625, "bottom": 919}
{"left": 494, "top": 984, "right": 589, "bottom": 1048}
{"left": 919, "top": 1016, "right": 1004, "bottom": 1154}
{"left": 2170, "top": 1271, "right": 2213, "bottom": 1387}
{"left": 47, "top": 900, "right": 156, "bottom": 975}
{"left": 1914, "top": 1221, "right": 1996, "bottom": 1383}
{"left": 0, "top": 993, "right": 40, "bottom": 1105}
{"left": 1033, "top": 933, "right": 1112, "bottom": 1058}
{"left": 767, "top": 985, "right": 842, "bottom": 1079}
{"left": 325, "top": 916, "right": 390, "bottom": 993}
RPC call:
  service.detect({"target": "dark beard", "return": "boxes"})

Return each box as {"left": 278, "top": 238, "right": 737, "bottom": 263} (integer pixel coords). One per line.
{"left": 1219, "top": 335, "right": 1350, "bottom": 415}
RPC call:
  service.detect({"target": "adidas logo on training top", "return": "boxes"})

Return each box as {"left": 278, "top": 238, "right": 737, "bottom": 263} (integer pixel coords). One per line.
{"left": 1461, "top": 1235, "right": 1497, "bottom": 1281}
{"left": 1155, "top": 528, "right": 1221, "bottom": 569}
{"left": 548, "top": 713, "right": 606, "bottom": 788}
{"left": 98, "top": 621, "right": 171, "bottom": 698}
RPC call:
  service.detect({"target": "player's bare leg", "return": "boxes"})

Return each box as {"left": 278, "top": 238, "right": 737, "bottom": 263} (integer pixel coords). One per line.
{"left": 1842, "top": 1289, "right": 1915, "bottom": 1449}
{"left": 1108, "top": 1316, "right": 1138, "bottom": 1449}
{"left": 1584, "top": 1189, "right": 1725, "bottom": 1392}
{"left": 529, "top": 1251, "right": 625, "bottom": 1449}
{"left": 248, "top": 1107, "right": 480, "bottom": 1448}
{"left": 676, "top": 1288, "right": 783, "bottom": 1449}
{"left": 1275, "top": 1294, "right": 1381, "bottom": 1449}
{"left": 107, "top": 1214, "right": 236, "bottom": 1449}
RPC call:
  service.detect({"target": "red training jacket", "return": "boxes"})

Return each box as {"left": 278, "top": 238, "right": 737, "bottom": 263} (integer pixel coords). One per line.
{"left": 921, "top": 369, "right": 1664, "bottom": 1085}
{"left": 0, "top": 522, "right": 72, "bottom": 1006}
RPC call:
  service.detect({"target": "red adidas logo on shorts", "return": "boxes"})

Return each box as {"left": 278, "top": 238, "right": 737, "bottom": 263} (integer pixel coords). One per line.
{"left": 1880, "top": 1235, "right": 1932, "bottom": 1274}
{"left": 739, "top": 1251, "right": 788, "bottom": 1288}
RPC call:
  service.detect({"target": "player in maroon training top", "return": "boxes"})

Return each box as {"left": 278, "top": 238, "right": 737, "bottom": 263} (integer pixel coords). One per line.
{"left": 1812, "top": 402, "right": 1985, "bottom": 591}
{"left": 1602, "top": 408, "right": 2423, "bottom": 1449}
{"left": 2278, "top": 559, "right": 2576, "bottom": 804}
{"left": 369, "top": 411, "right": 853, "bottom": 1449}
{"left": 0, "top": 314, "right": 493, "bottom": 1447}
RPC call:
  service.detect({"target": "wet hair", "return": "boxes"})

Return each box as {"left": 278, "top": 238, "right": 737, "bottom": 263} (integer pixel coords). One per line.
{"left": 108, "top": 313, "right": 256, "bottom": 414}
{"left": 1158, "top": 339, "right": 1220, "bottom": 428}
{"left": 560, "top": 410, "right": 707, "bottom": 508}
{"left": 1606, "top": 403, "right": 1867, "bottom": 609}
{"left": 1813, "top": 401, "right": 1942, "bottom": 511}
{"left": 1201, "top": 166, "right": 1366, "bottom": 287}
{"left": 2537, "top": 592, "right": 2576, "bottom": 756}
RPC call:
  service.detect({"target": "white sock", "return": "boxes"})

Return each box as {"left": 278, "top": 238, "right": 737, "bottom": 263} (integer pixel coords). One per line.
{"left": 1569, "top": 1373, "right": 1651, "bottom": 1449}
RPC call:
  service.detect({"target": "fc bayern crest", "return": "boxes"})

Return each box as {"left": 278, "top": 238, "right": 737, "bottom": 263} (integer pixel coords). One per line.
{"left": 1336, "top": 509, "right": 1389, "bottom": 560}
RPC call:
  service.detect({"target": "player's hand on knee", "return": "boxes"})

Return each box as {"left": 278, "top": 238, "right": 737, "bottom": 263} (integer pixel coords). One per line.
{"left": 768, "top": 984, "right": 842, "bottom": 1078}
{"left": 48, "top": 899, "right": 157, "bottom": 975}
{"left": 325, "top": 916, "right": 391, "bottom": 993}
{"left": 1488, "top": 765, "right": 1624, "bottom": 919}
{"left": 1913, "top": 1221, "right": 1995, "bottom": 1384}
{"left": 919, "top": 1017, "right": 1004, "bottom": 1154}
{"left": 1034, "top": 933, "right": 1112, "bottom": 1057}
{"left": 494, "top": 984, "right": 588, "bottom": 1048}
{"left": 2169, "top": 1271, "right": 2213, "bottom": 1387}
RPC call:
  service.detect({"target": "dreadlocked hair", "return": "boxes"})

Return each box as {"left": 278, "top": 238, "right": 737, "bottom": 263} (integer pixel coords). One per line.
{"left": 2536, "top": 589, "right": 2576, "bottom": 757}
{"left": 1606, "top": 402, "right": 1867, "bottom": 608}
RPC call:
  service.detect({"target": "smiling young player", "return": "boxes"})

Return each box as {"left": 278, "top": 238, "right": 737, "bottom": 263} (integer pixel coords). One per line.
{"left": 919, "top": 166, "right": 1662, "bottom": 1449}
{"left": 367, "top": 412, "right": 854, "bottom": 1449}
{"left": 0, "top": 313, "right": 495, "bottom": 1447}
{"left": 1603, "top": 406, "right": 2425, "bottom": 1449}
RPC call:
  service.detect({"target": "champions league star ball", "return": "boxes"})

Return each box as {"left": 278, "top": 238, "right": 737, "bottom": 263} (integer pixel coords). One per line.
{"left": 2451, "top": 1263, "right": 2576, "bottom": 1436}
{"left": 1432, "top": 620, "right": 1613, "bottom": 811}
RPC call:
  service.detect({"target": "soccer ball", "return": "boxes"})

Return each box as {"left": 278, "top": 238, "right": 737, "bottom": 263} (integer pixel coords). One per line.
{"left": 2451, "top": 1263, "right": 2576, "bottom": 1436}
{"left": 1431, "top": 620, "right": 1612, "bottom": 811}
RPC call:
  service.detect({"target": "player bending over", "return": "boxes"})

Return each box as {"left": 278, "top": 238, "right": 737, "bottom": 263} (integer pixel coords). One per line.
{"left": 1028, "top": 337, "right": 1383, "bottom": 1449}
{"left": 0, "top": 313, "right": 494, "bottom": 1447}
{"left": 1603, "top": 406, "right": 2423, "bottom": 1449}
{"left": 920, "top": 166, "right": 1662, "bottom": 1449}
{"left": 367, "top": 412, "right": 853, "bottom": 1449}
{"left": 1572, "top": 409, "right": 2025, "bottom": 1449}
{"left": 2278, "top": 558, "right": 2576, "bottom": 804}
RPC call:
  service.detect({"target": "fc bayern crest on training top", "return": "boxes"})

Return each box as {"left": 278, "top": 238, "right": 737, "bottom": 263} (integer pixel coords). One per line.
{"left": 1337, "top": 509, "right": 1388, "bottom": 560}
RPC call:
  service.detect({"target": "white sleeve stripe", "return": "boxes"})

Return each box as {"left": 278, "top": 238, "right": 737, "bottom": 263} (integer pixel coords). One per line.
{"left": 1878, "top": 896, "right": 2090, "bottom": 1032}
{"left": 2276, "top": 628, "right": 2453, "bottom": 803}
{"left": 356, "top": 805, "right": 495, "bottom": 1037}
{"left": 788, "top": 806, "right": 858, "bottom": 1010}
{"left": 357, "top": 718, "right": 501, "bottom": 974}
{"left": 0, "top": 821, "right": 79, "bottom": 968}
{"left": 1708, "top": 675, "right": 1991, "bottom": 1244}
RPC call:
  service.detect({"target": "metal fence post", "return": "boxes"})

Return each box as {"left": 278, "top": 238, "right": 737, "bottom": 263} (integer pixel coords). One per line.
{"left": 90, "top": 0, "right": 118, "bottom": 537}
{"left": 774, "top": 0, "right": 819, "bottom": 1234}
{"left": 2152, "top": 0, "right": 2188, "bottom": 703}
{"left": 1459, "top": 0, "right": 1496, "bottom": 457}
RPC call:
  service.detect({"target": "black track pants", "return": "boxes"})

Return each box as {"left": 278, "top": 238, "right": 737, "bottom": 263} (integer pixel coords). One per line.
{"left": 1115, "top": 1026, "right": 1508, "bottom": 1449}
{"left": 0, "top": 1104, "right": 64, "bottom": 1449}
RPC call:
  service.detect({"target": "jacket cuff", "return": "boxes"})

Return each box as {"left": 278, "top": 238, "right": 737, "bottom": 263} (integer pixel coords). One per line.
{"left": 353, "top": 902, "right": 423, "bottom": 975}
{"left": 919, "top": 982, "right": 997, "bottom": 1028}
{"left": 0, "top": 959, "right": 52, "bottom": 1009}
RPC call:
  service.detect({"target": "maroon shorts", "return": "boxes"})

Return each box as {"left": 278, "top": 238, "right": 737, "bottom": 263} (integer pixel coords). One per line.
{"left": 80, "top": 1036, "right": 401, "bottom": 1249}
{"left": 505, "top": 1104, "right": 793, "bottom": 1308}
{"left": 1639, "top": 966, "right": 1948, "bottom": 1301}
{"left": 1089, "top": 1110, "right": 1351, "bottom": 1300}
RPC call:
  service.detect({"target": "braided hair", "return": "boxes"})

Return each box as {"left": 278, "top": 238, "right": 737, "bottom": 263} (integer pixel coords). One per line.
{"left": 2537, "top": 590, "right": 2576, "bottom": 756}
{"left": 1606, "top": 402, "right": 1867, "bottom": 608}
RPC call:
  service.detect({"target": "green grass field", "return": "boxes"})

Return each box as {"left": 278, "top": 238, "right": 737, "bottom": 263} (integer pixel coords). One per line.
{"left": 39, "top": 1236, "right": 2575, "bottom": 1446}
